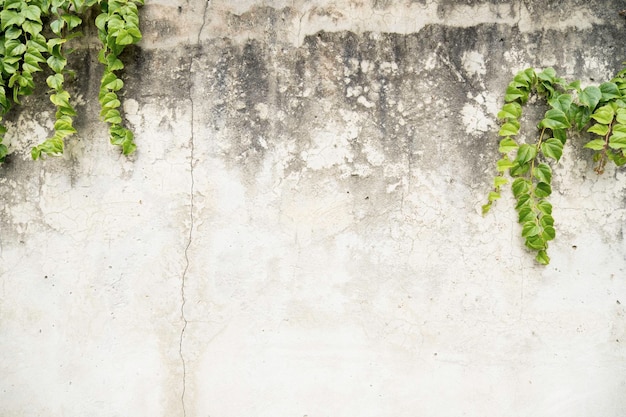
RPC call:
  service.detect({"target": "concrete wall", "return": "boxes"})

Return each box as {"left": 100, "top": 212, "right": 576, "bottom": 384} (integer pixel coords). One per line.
{"left": 1, "top": 0, "right": 626, "bottom": 416}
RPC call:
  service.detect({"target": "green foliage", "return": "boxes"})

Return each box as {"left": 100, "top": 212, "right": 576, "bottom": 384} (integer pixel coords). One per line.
{"left": 0, "top": 0, "right": 143, "bottom": 162}
{"left": 484, "top": 63, "right": 626, "bottom": 264}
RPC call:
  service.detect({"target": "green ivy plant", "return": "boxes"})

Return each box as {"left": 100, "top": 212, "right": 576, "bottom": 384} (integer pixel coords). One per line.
{"left": 483, "top": 64, "right": 626, "bottom": 264}
{"left": 0, "top": 0, "right": 143, "bottom": 163}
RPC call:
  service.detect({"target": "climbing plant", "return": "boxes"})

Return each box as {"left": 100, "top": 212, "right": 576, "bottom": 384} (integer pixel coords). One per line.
{"left": 483, "top": 63, "right": 626, "bottom": 265}
{"left": 0, "top": 0, "right": 143, "bottom": 162}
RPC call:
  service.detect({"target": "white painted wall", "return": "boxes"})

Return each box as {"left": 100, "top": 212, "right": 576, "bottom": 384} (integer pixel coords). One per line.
{"left": 1, "top": 1, "right": 625, "bottom": 416}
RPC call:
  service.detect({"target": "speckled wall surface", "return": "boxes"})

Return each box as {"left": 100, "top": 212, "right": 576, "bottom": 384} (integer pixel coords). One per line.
{"left": 1, "top": 1, "right": 626, "bottom": 416}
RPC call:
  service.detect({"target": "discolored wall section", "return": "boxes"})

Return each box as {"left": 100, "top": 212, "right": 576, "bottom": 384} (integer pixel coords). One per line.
{"left": 1, "top": 1, "right": 626, "bottom": 416}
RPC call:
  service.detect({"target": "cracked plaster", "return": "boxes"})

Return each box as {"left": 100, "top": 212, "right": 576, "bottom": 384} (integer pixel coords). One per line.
{"left": 1, "top": 0, "right": 626, "bottom": 416}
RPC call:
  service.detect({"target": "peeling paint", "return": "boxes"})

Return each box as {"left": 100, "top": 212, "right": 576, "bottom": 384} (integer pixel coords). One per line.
{"left": 1, "top": 1, "right": 626, "bottom": 416}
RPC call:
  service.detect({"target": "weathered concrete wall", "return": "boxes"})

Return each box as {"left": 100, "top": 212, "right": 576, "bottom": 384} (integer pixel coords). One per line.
{"left": 1, "top": 0, "right": 626, "bottom": 416}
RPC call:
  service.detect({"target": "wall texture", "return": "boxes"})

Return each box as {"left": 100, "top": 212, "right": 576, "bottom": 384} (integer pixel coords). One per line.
{"left": 1, "top": 1, "right": 626, "bottom": 416}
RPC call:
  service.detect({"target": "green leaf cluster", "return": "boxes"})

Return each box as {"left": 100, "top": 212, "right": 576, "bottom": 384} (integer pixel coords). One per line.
{"left": 96, "top": 0, "right": 142, "bottom": 154}
{"left": 0, "top": 0, "right": 143, "bottom": 162}
{"left": 482, "top": 68, "right": 576, "bottom": 264}
{"left": 485, "top": 62, "right": 626, "bottom": 264}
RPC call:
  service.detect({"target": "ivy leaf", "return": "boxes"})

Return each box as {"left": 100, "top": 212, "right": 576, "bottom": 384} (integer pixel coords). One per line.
{"left": 566, "top": 79, "right": 581, "bottom": 92}
{"left": 122, "top": 139, "right": 136, "bottom": 155}
{"left": 579, "top": 85, "right": 602, "bottom": 109}
{"left": 587, "top": 123, "right": 609, "bottom": 136}
{"left": 5, "top": 40, "right": 26, "bottom": 57}
{"left": 22, "top": 5, "right": 42, "bottom": 22}
{"left": 613, "top": 123, "right": 626, "bottom": 135}
{"left": 518, "top": 207, "right": 535, "bottom": 223}
{"left": 47, "top": 37, "right": 67, "bottom": 51}
{"left": 533, "top": 163, "right": 552, "bottom": 183}
{"left": 494, "top": 176, "right": 508, "bottom": 187}
{"left": 548, "top": 93, "right": 573, "bottom": 114}
{"left": 616, "top": 108, "right": 626, "bottom": 125}
{"left": 54, "top": 117, "right": 77, "bottom": 137}
{"left": 126, "top": 27, "right": 142, "bottom": 42}
{"left": 1, "top": 10, "right": 25, "bottom": 30}
{"left": 535, "top": 250, "right": 550, "bottom": 265}
{"left": 540, "top": 215, "right": 555, "bottom": 228}
{"left": 50, "top": 91, "right": 71, "bottom": 108}
{"left": 512, "top": 68, "right": 535, "bottom": 88}
{"left": 599, "top": 82, "right": 621, "bottom": 101}
{"left": 534, "top": 182, "right": 552, "bottom": 198}
{"left": 102, "top": 75, "right": 124, "bottom": 91}
{"left": 607, "top": 151, "right": 626, "bottom": 167}
{"left": 62, "top": 14, "right": 82, "bottom": 30}
{"left": 103, "top": 99, "right": 121, "bottom": 110}
{"left": 103, "top": 109, "right": 122, "bottom": 124}
{"left": 512, "top": 178, "right": 531, "bottom": 199}
{"left": 499, "top": 122, "right": 519, "bottom": 137}
{"left": 488, "top": 191, "right": 501, "bottom": 202}
{"left": 29, "top": 34, "right": 49, "bottom": 52}
{"left": 113, "top": 29, "right": 134, "bottom": 45}
{"left": 541, "top": 138, "right": 564, "bottom": 161}
{"left": 95, "top": 12, "right": 108, "bottom": 31}
{"left": 553, "top": 128, "right": 567, "bottom": 145}
{"left": 100, "top": 92, "right": 119, "bottom": 107}
{"left": 571, "top": 105, "right": 592, "bottom": 130}
{"left": 515, "top": 194, "right": 531, "bottom": 210}
{"left": 0, "top": 143, "right": 7, "bottom": 161}
{"left": 22, "top": 60, "right": 41, "bottom": 74}
{"left": 526, "top": 235, "right": 546, "bottom": 251}
{"left": 522, "top": 221, "right": 541, "bottom": 238}
{"left": 5, "top": 26, "right": 21, "bottom": 39}
{"left": 106, "top": 15, "right": 125, "bottom": 32}
{"left": 505, "top": 85, "right": 527, "bottom": 103}
{"left": 499, "top": 137, "right": 518, "bottom": 153}
{"left": 609, "top": 127, "right": 626, "bottom": 149}
{"left": 584, "top": 139, "right": 606, "bottom": 150}
{"left": 537, "top": 200, "right": 552, "bottom": 215}
{"left": 497, "top": 102, "right": 522, "bottom": 119}
{"left": 539, "top": 108, "right": 571, "bottom": 129}
{"left": 47, "top": 55, "right": 67, "bottom": 73}
{"left": 537, "top": 67, "right": 556, "bottom": 82}
{"left": 106, "top": 53, "right": 124, "bottom": 70}
{"left": 608, "top": 136, "right": 626, "bottom": 150}
{"left": 542, "top": 226, "right": 556, "bottom": 241}
{"left": 516, "top": 144, "right": 537, "bottom": 165}
{"left": 46, "top": 74, "right": 64, "bottom": 90}
{"left": 591, "top": 104, "right": 615, "bottom": 125}
{"left": 509, "top": 162, "right": 529, "bottom": 177}
{"left": 50, "top": 19, "right": 65, "bottom": 35}
{"left": 31, "top": 137, "right": 64, "bottom": 159}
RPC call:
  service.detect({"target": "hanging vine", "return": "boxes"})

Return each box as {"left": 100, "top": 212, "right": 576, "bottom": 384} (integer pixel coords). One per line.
{"left": 0, "top": 0, "right": 143, "bottom": 162}
{"left": 484, "top": 63, "right": 626, "bottom": 264}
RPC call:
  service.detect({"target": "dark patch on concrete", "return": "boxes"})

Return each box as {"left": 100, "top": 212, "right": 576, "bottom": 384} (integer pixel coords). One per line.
{"left": 5, "top": 2, "right": 626, "bottom": 207}
{"left": 168, "top": 17, "right": 626, "bottom": 192}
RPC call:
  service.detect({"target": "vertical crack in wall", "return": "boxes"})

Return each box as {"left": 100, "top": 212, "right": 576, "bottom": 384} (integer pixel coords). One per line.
{"left": 179, "top": 2, "right": 211, "bottom": 415}
{"left": 179, "top": 88, "right": 192, "bottom": 417}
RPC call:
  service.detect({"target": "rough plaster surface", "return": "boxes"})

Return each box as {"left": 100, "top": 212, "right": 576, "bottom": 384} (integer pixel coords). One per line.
{"left": 1, "top": 0, "right": 626, "bottom": 416}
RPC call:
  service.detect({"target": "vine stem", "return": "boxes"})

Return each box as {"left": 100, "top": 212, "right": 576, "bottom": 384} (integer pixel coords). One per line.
{"left": 527, "top": 127, "right": 548, "bottom": 228}
{"left": 530, "top": 127, "right": 547, "bottom": 180}
{"left": 597, "top": 118, "right": 615, "bottom": 174}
